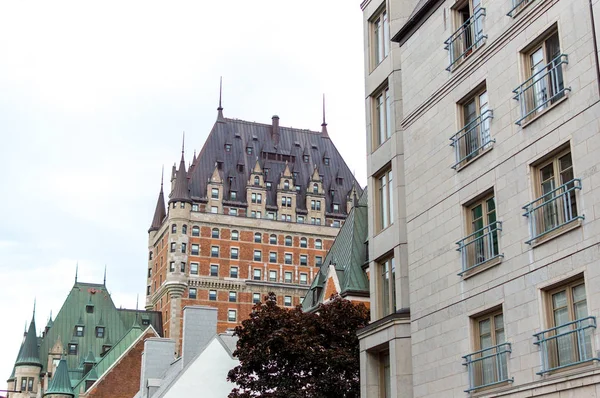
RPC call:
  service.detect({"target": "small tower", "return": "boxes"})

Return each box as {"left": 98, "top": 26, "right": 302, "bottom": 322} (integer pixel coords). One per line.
{"left": 44, "top": 357, "right": 74, "bottom": 397}
{"left": 13, "top": 306, "right": 42, "bottom": 397}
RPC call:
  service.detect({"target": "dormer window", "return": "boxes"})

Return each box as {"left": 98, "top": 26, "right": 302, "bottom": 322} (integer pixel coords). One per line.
{"left": 295, "top": 185, "right": 301, "bottom": 193}
{"left": 303, "top": 155, "right": 309, "bottom": 162}
{"left": 96, "top": 326, "right": 105, "bottom": 338}
{"left": 211, "top": 188, "right": 219, "bottom": 199}
{"left": 237, "top": 164, "right": 244, "bottom": 173}
{"left": 324, "top": 157, "right": 330, "bottom": 165}
{"left": 225, "top": 144, "right": 231, "bottom": 151}
{"left": 333, "top": 203, "right": 339, "bottom": 212}
{"left": 336, "top": 177, "right": 343, "bottom": 185}
{"left": 86, "top": 304, "right": 94, "bottom": 314}
{"left": 101, "top": 345, "right": 111, "bottom": 356}
{"left": 284, "top": 180, "right": 290, "bottom": 190}
{"left": 231, "top": 191, "right": 237, "bottom": 200}
{"left": 74, "top": 326, "right": 84, "bottom": 337}
{"left": 69, "top": 343, "right": 78, "bottom": 355}
{"left": 216, "top": 161, "right": 223, "bottom": 170}
{"left": 254, "top": 176, "right": 260, "bottom": 186}
{"left": 293, "top": 172, "right": 298, "bottom": 179}
{"left": 313, "top": 184, "right": 319, "bottom": 194}
{"left": 247, "top": 147, "right": 253, "bottom": 155}
{"left": 266, "top": 182, "right": 272, "bottom": 189}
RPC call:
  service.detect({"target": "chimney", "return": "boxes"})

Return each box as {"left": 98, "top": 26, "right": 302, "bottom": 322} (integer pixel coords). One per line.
{"left": 271, "top": 115, "right": 280, "bottom": 146}
{"left": 182, "top": 306, "right": 218, "bottom": 368}
{"left": 140, "top": 338, "right": 176, "bottom": 398}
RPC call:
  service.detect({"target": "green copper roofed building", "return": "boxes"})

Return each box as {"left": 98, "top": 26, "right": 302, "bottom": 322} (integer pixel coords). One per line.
{"left": 302, "top": 187, "right": 369, "bottom": 311}
{"left": 6, "top": 278, "right": 162, "bottom": 398}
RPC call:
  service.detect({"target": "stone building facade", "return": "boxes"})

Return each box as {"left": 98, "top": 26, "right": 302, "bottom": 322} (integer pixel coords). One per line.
{"left": 146, "top": 103, "right": 362, "bottom": 352}
{"left": 359, "top": 0, "right": 600, "bottom": 396}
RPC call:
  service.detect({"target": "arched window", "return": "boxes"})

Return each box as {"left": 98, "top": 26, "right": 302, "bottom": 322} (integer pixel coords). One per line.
{"left": 192, "top": 226, "right": 200, "bottom": 237}
{"left": 284, "top": 180, "right": 290, "bottom": 190}
{"left": 212, "top": 228, "right": 219, "bottom": 238}
{"left": 313, "top": 183, "right": 318, "bottom": 194}
{"left": 182, "top": 225, "right": 187, "bottom": 235}
{"left": 315, "top": 239, "right": 322, "bottom": 250}
{"left": 231, "top": 230, "right": 239, "bottom": 241}
{"left": 254, "top": 232, "right": 262, "bottom": 243}
{"left": 285, "top": 236, "right": 292, "bottom": 246}
{"left": 269, "top": 234, "right": 277, "bottom": 245}
{"left": 254, "top": 176, "right": 260, "bottom": 186}
{"left": 300, "top": 237, "right": 307, "bottom": 248}
{"left": 171, "top": 224, "right": 177, "bottom": 233}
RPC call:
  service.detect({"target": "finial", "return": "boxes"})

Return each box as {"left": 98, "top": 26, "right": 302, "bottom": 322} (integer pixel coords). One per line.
{"left": 322, "top": 94, "right": 327, "bottom": 127}
{"left": 33, "top": 298, "right": 36, "bottom": 319}
{"left": 161, "top": 165, "right": 164, "bottom": 189}
{"left": 182, "top": 131, "right": 185, "bottom": 154}
{"left": 103, "top": 265, "right": 107, "bottom": 285}
{"left": 75, "top": 262, "right": 78, "bottom": 283}
{"left": 218, "top": 76, "right": 223, "bottom": 111}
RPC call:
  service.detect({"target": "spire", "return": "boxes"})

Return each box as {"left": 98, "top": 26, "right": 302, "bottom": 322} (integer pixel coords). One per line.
{"left": 16, "top": 306, "right": 42, "bottom": 368}
{"left": 217, "top": 76, "right": 225, "bottom": 122}
{"left": 103, "top": 265, "right": 106, "bottom": 285}
{"left": 149, "top": 167, "right": 167, "bottom": 232}
{"left": 75, "top": 263, "right": 78, "bottom": 283}
{"left": 321, "top": 94, "right": 330, "bottom": 139}
{"left": 169, "top": 141, "right": 192, "bottom": 204}
{"left": 44, "top": 357, "right": 74, "bottom": 397}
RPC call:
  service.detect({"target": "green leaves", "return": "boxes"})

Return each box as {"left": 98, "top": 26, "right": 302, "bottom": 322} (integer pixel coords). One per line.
{"left": 228, "top": 293, "right": 369, "bottom": 398}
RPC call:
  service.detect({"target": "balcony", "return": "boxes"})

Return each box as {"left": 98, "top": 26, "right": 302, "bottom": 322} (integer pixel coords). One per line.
{"left": 507, "top": 0, "right": 532, "bottom": 17}
{"left": 450, "top": 109, "right": 494, "bottom": 169}
{"left": 513, "top": 54, "right": 570, "bottom": 126}
{"left": 444, "top": 7, "right": 486, "bottom": 72}
{"left": 463, "top": 343, "right": 512, "bottom": 392}
{"left": 457, "top": 221, "right": 502, "bottom": 275}
{"left": 522, "top": 179, "right": 583, "bottom": 244}
{"left": 534, "top": 316, "right": 599, "bottom": 374}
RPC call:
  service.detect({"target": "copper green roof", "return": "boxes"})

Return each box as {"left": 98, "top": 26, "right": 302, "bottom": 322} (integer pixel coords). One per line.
{"left": 302, "top": 187, "right": 369, "bottom": 311}
{"left": 16, "top": 317, "right": 42, "bottom": 368}
{"left": 45, "top": 358, "right": 74, "bottom": 397}
{"left": 7, "top": 340, "right": 24, "bottom": 382}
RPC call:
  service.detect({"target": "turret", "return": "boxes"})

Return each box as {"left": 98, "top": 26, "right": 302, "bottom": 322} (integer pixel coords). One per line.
{"left": 148, "top": 169, "right": 166, "bottom": 233}
{"left": 14, "top": 305, "right": 42, "bottom": 397}
{"left": 44, "top": 358, "right": 74, "bottom": 397}
{"left": 169, "top": 141, "right": 192, "bottom": 206}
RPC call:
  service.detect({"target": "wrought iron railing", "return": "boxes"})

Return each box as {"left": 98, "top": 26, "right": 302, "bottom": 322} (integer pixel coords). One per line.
{"left": 507, "top": 0, "right": 533, "bottom": 17}
{"left": 513, "top": 54, "right": 570, "bottom": 125}
{"left": 522, "top": 179, "right": 582, "bottom": 244}
{"left": 445, "top": 7, "right": 487, "bottom": 71}
{"left": 457, "top": 221, "right": 502, "bottom": 275}
{"left": 534, "top": 316, "right": 599, "bottom": 374}
{"left": 463, "top": 343, "right": 513, "bottom": 392}
{"left": 450, "top": 110, "right": 494, "bottom": 169}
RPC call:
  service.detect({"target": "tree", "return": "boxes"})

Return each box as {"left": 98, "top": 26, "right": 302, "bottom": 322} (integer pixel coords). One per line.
{"left": 227, "top": 293, "right": 369, "bottom": 398}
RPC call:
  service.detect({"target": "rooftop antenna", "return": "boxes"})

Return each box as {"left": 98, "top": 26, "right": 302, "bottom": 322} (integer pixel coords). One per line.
{"left": 103, "top": 265, "right": 107, "bottom": 285}
{"left": 75, "top": 262, "right": 78, "bottom": 283}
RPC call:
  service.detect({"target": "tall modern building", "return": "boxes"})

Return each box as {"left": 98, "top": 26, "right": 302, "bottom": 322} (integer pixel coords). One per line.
{"left": 146, "top": 100, "right": 362, "bottom": 352}
{"left": 359, "top": 0, "right": 600, "bottom": 396}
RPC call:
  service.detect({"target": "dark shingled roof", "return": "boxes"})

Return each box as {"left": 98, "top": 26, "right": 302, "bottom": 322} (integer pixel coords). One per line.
{"left": 179, "top": 112, "right": 362, "bottom": 213}
{"left": 16, "top": 315, "right": 42, "bottom": 368}
{"left": 169, "top": 150, "right": 192, "bottom": 204}
{"left": 149, "top": 178, "right": 166, "bottom": 232}
{"left": 44, "top": 358, "right": 74, "bottom": 397}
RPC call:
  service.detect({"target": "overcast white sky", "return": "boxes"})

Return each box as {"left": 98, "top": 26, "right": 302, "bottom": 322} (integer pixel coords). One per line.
{"left": 0, "top": 0, "right": 367, "bottom": 387}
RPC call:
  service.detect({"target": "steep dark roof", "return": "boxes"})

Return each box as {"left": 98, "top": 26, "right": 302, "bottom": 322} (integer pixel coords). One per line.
{"left": 44, "top": 358, "right": 74, "bottom": 397}
{"left": 169, "top": 151, "right": 192, "bottom": 204}
{"left": 149, "top": 180, "right": 166, "bottom": 232}
{"left": 184, "top": 114, "right": 362, "bottom": 212}
{"left": 16, "top": 316, "right": 42, "bottom": 368}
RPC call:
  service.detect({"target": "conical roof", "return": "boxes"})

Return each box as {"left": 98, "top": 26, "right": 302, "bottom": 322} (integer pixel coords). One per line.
{"left": 16, "top": 316, "right": 42, "bottom": 368}
{"left": 7, "top": 340, "right": 24, "bottom": 382}
{"left": 44, "top": 358, "right": 74, "bottom": 397}
{"left": 169, "top": 152, "right": 192, "bottom": 204}
{"left": 148, "top": 178, "right": 166, "bottom": 232}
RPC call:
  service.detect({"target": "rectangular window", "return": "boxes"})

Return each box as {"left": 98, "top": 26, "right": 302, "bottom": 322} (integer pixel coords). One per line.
{"left": 267, "top": 212, "right": 275, "bottom": 219}
{"left": 253, "top": 293, "right": 261, "bottom": 304}
{"left": 230, "top": 266, "right": 238, "bottom": 278}
{"left": 212, "top": 228, "right": 219, "bottom": 238}
{"left": 189, "top": 288, "right": 197, "bottom": 299}
{"left": 147, "top": 268, "right": 152, "bottom": 278}
{"left": 378, "top": 256, "right": 396, "bottom": 317}
{"left": 211, "top": 246, "right": 219, "bottom": 258}
{"left": 269, "top": 270, "right": 277, "bottom": 282}
{"left": 316, "top": 201, "right": 321, "bottom": 211}
{"left": 252, "top": 193, "right": 257, "bottom": 203}
{"left": 211, "top": 188, "right": 219, "bottom": 199}
{"left": 211, "top": 206, "right": 218, "bottom": 214}
{"left": 254, "top": 233, "right": 262, "bottom": 243}
{"left": 231, "top": 248, "right": 239, "bottom": 259}
{"left": 230, "top": 191, "right": 237, "bottom": 200}
{"left": 525, "top": 149, "right": 581, "bottom": 243}
{"left": 333, "top": 204, "right": 339, "bottom": 212}
{"left": 231, "top": 230, "right": 239, "bottom": 241}
{"left": 228, "top": 309, "right": 237, "bottom": 322}
{"left": 371, "top": 8, "right": 389, "bottom": 66}
{"left": 96, "top": 327, "right": 105, "bottom": 338}
{"left": 253, "top": 269, "right": 262, "bottom": 281}
{"left": 284, "top": 296, "right": 292, "bottom": 307}
{"left": 170, "top": 242, "right": 176, "bottom": 252}
{"left": 377, "top": 168, "right": 393, "bottom": 231}
{"left": 181, "top": 243, "right": 187, "bottom": 253}
{"left": 230, "top": 208, "right": 238, "bottom": 216}
{"left": 254, "top": 250, "right": 262, "bottom": 262}
{"left": 257, "top": 193, "right": 262, "bottom": 204}
{"left": 535, "top": 279, "right": 593, "bottom": 373}
{"left": 374, "top": 87, "right": 392, "bottom": 146}
{"left": 191, "top": 244, "right": 199, "bottom": 255}
{"left": 452, "top": 86, "right": 493, "bottom": 168}
{"left": 147, "top": 285, "right": 151, "bottom": 295}
{"left": 297, "top": 215, "right": 304, "bottom": 223}
{"left": 284, "top": 271, "right": 292, "bottom": 283}
{"left": 315, "top": 256, "right": 323, "bottom": 266}
{"left": 285, "top": 236, "right": 292, "bottom": 246}
{"left": 379, "top": 351, "right": 391, "bottom": 398}
{"left": 192, "top": 204, "right": 199, "bottom": 211}
{"left": 300, "top": 255, "right": 307, "bottom": 266}
{"left": 269, "top": 252, "right": 277, "bottom": 263}
{"left": 180, "top": 262, "right": 186, "bottom": 273}
{"left": 209, "top": 290, "right": 217, "bottom": 301}
{"left": 229, "top": 291, "right": 237, "bottom": 302}
{"left": 210, "top": 264, "right": 218, "bottom": 277}
{"left": 256, "top": 211, "right": 261, "bottom": 219}
{"left": 300, "top": 273, "right": 308, "bottom": 285}
{"left": 192, "top": 226, "right": 200, "bottom": 237}
{"left": 190, "top": 263, "right": 198, "bottom": 275}
{"left": 515, "top": 30, "right": 568, "bottom": 125}
{"left": 21, "top": 377, "right": 27, "bottom": 392}
{"left": 27, "top": 377, "right": 34, "bottom": 391}
{"left": 446, "top": 0, "right": 485, "bottom": 71}
{"left": 68, "top": 343, "right": 78, "bottom": 355}
{"left": 169, "top": 261, "right": 175, "bottom": 272}
{"left": 285, "top": 253, "right": 292, "bottom": 265}
{"left": 315, "top": 218, "right": 321, "bottom": 225}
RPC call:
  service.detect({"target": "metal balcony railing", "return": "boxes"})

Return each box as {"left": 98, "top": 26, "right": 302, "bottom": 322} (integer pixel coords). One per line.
{"left": 534, "top": 316, "right": 599, "bottom": 375}
{"left": 445, "top": 7, "right": 486, "bottom": 71}
{"left": 457, "top": 221, "right": 502, "bottom": 275}
{"left": 463, "top": 343, "right": 513, "bottom": 392}
{"left": 522, "top": 179, "right": 582, "bottom": 244}
{"left": 507, "top": 0, "right": 533, "bottom": 17}
{"left": 450, "top": 109, "right": 494, "bottom": 169}
{"left": 513, "top": 54, "right": 570, "bottom": 125}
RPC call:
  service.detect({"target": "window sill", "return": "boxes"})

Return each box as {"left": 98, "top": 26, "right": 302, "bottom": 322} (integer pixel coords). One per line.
{"left": 460, "top": 255, "right": 503, "bottom": 279}
{"left": 470, "top": 380, "right": 512, "bottom": 396}
{"left": 540, "top": 359, "right": 599, "bottom": 378}
{"left": 455, "top": 145, "right": 494, "bottom": 173}
{"left": 530, "top": 218, "right": 583, "bottom": 248}
{"left": 371, "top": 135, "right": 392, "bottom": 155}
{"left": 520, "top": 95, "right": 568, "bottom": 129}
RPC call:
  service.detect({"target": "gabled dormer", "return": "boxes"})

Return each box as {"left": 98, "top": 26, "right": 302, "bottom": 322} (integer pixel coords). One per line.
{"left": 305, "top": 165, "right": 325, "bottom": 225}
{"left": 206, "top": 163, "right": 224, "bottom": 214}
{"left": 276, "top": 161, "right": 296, "bottom": 222}
{"left": 246, "top": 159, "right": 266, "bottom": 218}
